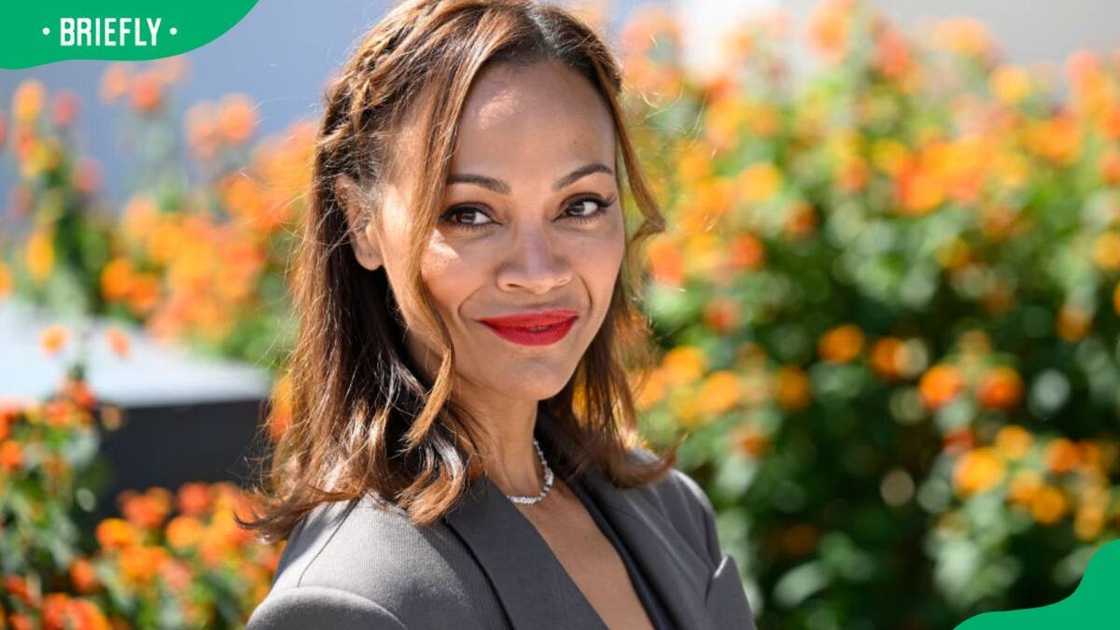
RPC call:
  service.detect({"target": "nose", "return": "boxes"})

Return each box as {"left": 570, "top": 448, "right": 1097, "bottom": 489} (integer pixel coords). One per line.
{"left": 496, "top": 222, "right": 573, "bottom": 294}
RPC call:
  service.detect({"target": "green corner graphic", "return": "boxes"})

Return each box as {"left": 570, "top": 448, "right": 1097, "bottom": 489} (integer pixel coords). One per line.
{"left": 0, "top": 1, "right": 259, "bottom": 69}
{"left": 956, "top": 538, "right": 1120, "bottom": 629}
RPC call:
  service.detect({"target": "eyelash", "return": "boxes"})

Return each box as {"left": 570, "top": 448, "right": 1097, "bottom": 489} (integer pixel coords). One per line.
{"left": 439, "top": 194, "right": 616, "bottom": 232}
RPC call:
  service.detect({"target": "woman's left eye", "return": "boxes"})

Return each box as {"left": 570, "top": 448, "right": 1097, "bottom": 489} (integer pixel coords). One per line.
{"left": 565, "top": 195, "right": 615, "bottom": 223}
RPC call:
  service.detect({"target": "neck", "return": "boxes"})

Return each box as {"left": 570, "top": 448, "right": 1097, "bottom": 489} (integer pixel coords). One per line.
{"left": 471, "top": 398, "right": 544, "bottom": 498}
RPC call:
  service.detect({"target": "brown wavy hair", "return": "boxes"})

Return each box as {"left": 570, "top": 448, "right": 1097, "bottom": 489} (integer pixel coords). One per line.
{"left": 238, "top": 0, "right": 680, "bottom": 542}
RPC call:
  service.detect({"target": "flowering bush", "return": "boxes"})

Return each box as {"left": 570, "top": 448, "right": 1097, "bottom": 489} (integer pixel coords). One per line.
{"left": 0, "top": 78, "right": 111, "bottom": 318}
{"left": 0, "top": 370, "right": 283, "bottom": 629}
{"left": 619, "top": 1, "right": 1120, "bottom": 627}
{"left": 1, "top": 59, "right": 310, "bottom": 372}
{"left": 4, "top": 0, "right": 1120, "bottom": 627}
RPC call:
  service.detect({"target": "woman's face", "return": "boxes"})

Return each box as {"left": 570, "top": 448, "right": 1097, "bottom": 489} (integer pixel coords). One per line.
{"left": 343, "top": 60, "right": 625, "bottom": 407}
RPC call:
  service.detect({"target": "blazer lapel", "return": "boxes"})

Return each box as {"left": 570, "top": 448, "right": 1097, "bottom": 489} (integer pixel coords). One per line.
{"left": 579, "top": 463, "right": 715, "bottom": 630}
{"left": 441, "top": 472, "right": 609, "bottom": 630}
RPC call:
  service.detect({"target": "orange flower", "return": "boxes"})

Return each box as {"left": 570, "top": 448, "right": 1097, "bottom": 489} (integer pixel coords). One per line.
{"left": 62, "top": 377, "right": 96, "bottom": 410}
{"left": 1029, "top": 485, "right": 1068, "bottom": 524}
{"left": 71, "top": 600, "right": 111, "bottom": 630}
{"left": 874, "top": 26, "right": 910, "bottom": 80}
{"left": 645, "top": 234, "right": 683, "bottom": 286}
{"left": 895, "top": 163, "right": 944, "bottom": 215}
{"left": 1007, "top": 469, "right": 1042, "bottom": 506}
{"left": 993, "top": 425, "right": 1032, "bottom": 460}
{"left": 177, "top": 482, "right": 213, "bottom": 516}
{"left": 118, "top": 545, "right": 169, "bottom": 587}
{"left": 25, "top": 227, "right": 55, "bottom": 283}
{"left": 12, "top": 79, "right": 46, "bottom": 124}
{"left": 126, "top": 273, "right": 161, "bottom": 315}
{"left": 128, "top": 71, "right": 163, "bottom": 113}
{"left": 731, "top": 424, "right": 770, "bottom": 458}
{"left": 1101, "top": 150, "right": 1120, "bottom": 185}
{"left": 95, "top": 518, "right": 139, "bottom": 551}
{"left": 1074, "top": 503, "right": 1106, "bottom": 541}
{"left": 151, "top": 56, "right": 189, "bottom": 85}
{"left": 775, "top": 365, "right": 812, "bottom": 410}
{"left": 1045, "top": 438, "right": 1081, "bottom": 474}
{"left": 44, "top": 400, "right": 76, "bottom": 429}
{"left": 728, "top": 233, "right": 765, "bottom": 271}
{"left": 39, "top": 324, "right": 69, "bottom": 356}
{"left": 1092, "top": 232, "right": 1120, "bottom": 270}
{"left": 3, "top": 574, "right": 38, "bottom": 607}
{"left": 676, "top": 144, "right": 711, "bottom": 187}
{"left": 919, "top": 364, "right": 964, "bottom": 409}
{"left": 120, "top": 487, "right": 172, "bottom": 530}
{"left": 185, "top": 102, "right": 220, "bottom": 159}
{"left": 634, "top": 368, "right": 667, "bottom": 411}
{"left": 661, "top": 346, "right": 706, "bottom": 385}
{"left": 818, "top": 324, "right": 864, "bottom": 363}
{"left": 217, "top": 94, "right": 259, "bottom": 145}
{"left": 51, "top": 90, "right": 80, "bottom": 127}
{"left": 694, "top": 371, "right": 741, "bottom": 415}
{"left": 0, "top": 440, "right": 23, "bottom": 472}
{"left": 837, "top": 156, "right": 869, "bottom": 192}
{"left": 940, "top": 423, "right": 976, "bottom": 452}
{"left": 737, "top": 162, "right": 782, "bottom": 204}
{"left": 1027, "top": 115, "right": 1081, "bottom": 165}
{"left": 159, "top": 558, "right": 193, "bottom": 593}
{"left": 42, "top": 592, "right": 74, "bottom": 630}
{"left": 869, "top": 337, "right": 905, "bottom": 379}
{"left": 931, "top": 17, "right": 993, "bottom": 59}
{"left": 990, "top": 66, "right": 1031, "bottom": 105}
{"left": 99, "top": 64, "right": 131, "bottom": 102}
{"left": 702, "top": 298, "right": 739, "bottom": 334}
{"left": 784, "top": 202, "right": 818, "bottom": 239}
{"left": 105, "top": 327, "right": 130, "bottom": 358}
{"left": 100, "top": 258, "right": 134, "bottom": 301}
{"left": 165, "top": 516, "right": 205, "bottom": 550}
{"left": 952, "top": 447, "right": 1004, "bottom": 496}
{"left": 69, "top": 558, "right": 100, "bottom": 594}
{"left": 975, "top": 366, "right": 1023, "bottom": 410}
{"left": 1056, "top": 304, "right": 1091, "bottom": 341}
{"left": 807, "top": 0, "right": 853, "bottom": 62}
{"left": 0, "top": 261, "right": 12, "bottom": 298}
{"left": 73, "top": 157, "right": 102, "bottom": 194}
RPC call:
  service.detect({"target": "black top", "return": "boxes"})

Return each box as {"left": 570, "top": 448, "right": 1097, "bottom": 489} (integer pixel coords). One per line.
{"left": 568, "top": 474, "right": 676, "bottom": 630}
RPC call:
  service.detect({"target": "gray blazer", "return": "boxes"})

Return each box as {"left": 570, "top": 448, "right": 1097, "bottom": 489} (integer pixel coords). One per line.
{"left": 246, "top": 436, "right": 755, "bottom": 629}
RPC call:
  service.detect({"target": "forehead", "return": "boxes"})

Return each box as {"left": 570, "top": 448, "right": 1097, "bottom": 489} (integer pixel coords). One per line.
{"left": 393, "top": 60, "right": 617, "bottom": 184}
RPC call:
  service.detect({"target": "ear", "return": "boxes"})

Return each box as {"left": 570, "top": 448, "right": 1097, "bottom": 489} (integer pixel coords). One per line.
{"left": 335, "top": 173, "right": 384, "bottom": 271}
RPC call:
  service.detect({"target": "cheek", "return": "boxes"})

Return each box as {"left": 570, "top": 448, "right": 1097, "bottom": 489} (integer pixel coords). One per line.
{"left": 418, "top": 240, "right": 476, "bottom": 319}
{"left": 574, "top": 228, "right": 626, "bottom": 298}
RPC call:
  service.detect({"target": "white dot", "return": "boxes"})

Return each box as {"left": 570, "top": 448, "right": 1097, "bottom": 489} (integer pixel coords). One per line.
{"left": 169, "top": 27, "right": 178, "bottom": 36}
{"left": 42, "top": 27, "right": 50, "bottom": 35}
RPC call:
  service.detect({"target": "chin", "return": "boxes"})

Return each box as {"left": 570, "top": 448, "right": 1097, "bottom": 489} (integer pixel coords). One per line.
{"left": 495, "top": 366, "right": 572, "bottom": 401}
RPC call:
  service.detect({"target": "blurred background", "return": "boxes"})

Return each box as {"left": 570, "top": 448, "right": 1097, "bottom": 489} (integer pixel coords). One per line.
{"left": 2, "top": 0, "right": 1120, "bottom": 628}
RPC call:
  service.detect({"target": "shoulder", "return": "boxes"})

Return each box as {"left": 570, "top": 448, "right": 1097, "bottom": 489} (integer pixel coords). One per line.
{"left": 252, "top": 494, "right": 500, "bottom": 629}
{"left": 622, "top": 446, "right": 723, "bottom": 569}
{"left": 247, "top": 584, "right": 406, "bottom": 630}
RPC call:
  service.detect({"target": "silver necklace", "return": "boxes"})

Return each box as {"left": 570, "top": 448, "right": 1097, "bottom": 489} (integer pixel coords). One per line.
{"left": 505, "top": 438, "right": 555, "bottom": 505}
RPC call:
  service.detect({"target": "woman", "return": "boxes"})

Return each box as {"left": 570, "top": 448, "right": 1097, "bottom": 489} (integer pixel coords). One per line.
{"left": 242, "top": 0, "right": 754, "bottom": 628}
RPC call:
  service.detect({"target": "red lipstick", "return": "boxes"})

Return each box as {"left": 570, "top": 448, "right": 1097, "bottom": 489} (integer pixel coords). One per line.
{"left": 478, "top": 309, "right": 579, "bottom": 347}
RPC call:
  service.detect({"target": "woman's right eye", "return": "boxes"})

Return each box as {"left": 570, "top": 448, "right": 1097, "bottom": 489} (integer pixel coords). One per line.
{"left": 440, "top": 206, "right": 494, "bottom": 231}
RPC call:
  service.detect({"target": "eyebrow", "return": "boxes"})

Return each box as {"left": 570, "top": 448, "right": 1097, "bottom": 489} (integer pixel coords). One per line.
{"left": 446, "top": 162, "right": 613, "bottom": 194}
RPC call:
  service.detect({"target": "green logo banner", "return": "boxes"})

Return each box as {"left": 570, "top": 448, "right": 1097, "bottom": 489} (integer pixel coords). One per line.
{"left": 0, "top": 1, "right": 259, "bottom": 69}
{"left": 956, "top": 539, "right": 1120, "bottom": 628}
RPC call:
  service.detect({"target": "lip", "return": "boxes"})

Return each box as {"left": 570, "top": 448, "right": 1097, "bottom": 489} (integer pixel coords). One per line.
{"left": 477, "top": 309, "right": 579, "bottom": 347}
